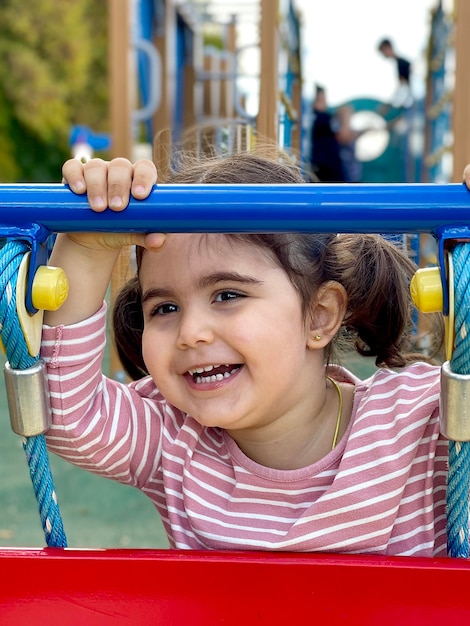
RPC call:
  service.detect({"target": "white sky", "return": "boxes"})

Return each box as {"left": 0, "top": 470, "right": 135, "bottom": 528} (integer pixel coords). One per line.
{"left": 294, "top": 0, "right": 444, "bottom": 106}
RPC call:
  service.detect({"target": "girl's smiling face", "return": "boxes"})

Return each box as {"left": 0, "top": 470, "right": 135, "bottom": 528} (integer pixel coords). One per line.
{"left": 140, "top": 234, "right": 321, "bottom": 436}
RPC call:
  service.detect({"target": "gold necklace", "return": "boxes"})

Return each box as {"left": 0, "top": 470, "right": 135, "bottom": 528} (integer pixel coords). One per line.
{"left": 327, "top": 376, "right": 343, "bottom": 450}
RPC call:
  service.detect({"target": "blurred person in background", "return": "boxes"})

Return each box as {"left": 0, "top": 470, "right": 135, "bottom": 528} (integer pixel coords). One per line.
{"left": 310, "top": 85, "right": 345, "bottom": 182}
{"left": 377, "top": 38, "right": 413, "bottom": 109}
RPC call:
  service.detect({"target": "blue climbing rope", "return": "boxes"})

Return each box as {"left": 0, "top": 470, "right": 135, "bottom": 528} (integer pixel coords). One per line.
{"left": 446, "top": 242, "right": 470, "bottom": 558}
{"left": 0, "top": 240, "right": 67, "bottom": 547}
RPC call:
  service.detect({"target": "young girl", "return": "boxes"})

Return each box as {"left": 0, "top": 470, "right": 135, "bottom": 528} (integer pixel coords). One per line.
{"left": 42, "top": 152, "right": 463, "bottom": 556}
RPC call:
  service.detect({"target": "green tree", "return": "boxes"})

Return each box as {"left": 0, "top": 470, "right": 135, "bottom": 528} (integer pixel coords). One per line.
{"left": 0, "top": 0, "right": 108, "bottom": 182}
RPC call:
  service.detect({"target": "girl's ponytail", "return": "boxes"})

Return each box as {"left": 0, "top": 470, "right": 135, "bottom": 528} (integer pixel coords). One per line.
{"left": 327, "top": 234, "right": 442, "bottom": 367}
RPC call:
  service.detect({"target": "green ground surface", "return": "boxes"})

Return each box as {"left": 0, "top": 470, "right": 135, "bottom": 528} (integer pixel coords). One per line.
{"left": 0, "top": 350, "right": 376, "bottom": 549}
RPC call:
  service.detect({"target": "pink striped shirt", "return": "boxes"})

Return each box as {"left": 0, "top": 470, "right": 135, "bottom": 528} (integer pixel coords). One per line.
{"left": 42, "top": 304, "right": 449, "bottom": 556}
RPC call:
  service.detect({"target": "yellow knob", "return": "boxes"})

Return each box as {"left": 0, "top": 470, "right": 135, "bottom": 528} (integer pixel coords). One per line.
{"left": 410, "top": 267, "right": 443, "bottom": 313}
{"left": 32, "top": 266, "right": 69, "bottom": 311}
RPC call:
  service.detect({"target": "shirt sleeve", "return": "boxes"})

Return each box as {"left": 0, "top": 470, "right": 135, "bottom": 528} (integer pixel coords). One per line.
{"left": 40, "top": 302, "right": 166, "bottom": 489}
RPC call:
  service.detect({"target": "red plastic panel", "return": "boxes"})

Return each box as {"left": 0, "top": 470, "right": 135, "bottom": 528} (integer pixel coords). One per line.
{"left": 0, "top": 548, "right": 469, "bottom": 625}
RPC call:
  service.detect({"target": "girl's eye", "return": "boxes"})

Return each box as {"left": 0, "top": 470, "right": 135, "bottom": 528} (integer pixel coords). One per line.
{"left": 152, "top": 302, "right": 179, "bottom": 316}
{"left": 213, "top": 290, "right": 244, "bottom": 303}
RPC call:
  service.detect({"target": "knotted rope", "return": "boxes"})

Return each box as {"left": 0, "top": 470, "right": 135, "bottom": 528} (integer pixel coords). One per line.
{"left": 0, "top": 240, "right": 67, "bottom": 547}
{"left": 446, "top": 242, "right": 470, "bottom": 558}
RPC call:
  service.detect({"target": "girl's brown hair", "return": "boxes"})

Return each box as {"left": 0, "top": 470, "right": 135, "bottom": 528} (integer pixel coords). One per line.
{"left": 113, "top": 149, "right": 442, "bottom": 380}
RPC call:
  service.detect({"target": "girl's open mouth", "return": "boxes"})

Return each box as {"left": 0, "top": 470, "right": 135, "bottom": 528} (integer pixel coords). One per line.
{"left": 186, "top": 364, "right": 242, "bottom": 385}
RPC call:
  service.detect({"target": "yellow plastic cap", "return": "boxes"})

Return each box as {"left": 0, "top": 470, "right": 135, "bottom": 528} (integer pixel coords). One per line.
{"left": 32, "top": 266, "right": 69, "bottom": 311}
{"left": 410, "top": 266, "right": 443, "bottom": 313}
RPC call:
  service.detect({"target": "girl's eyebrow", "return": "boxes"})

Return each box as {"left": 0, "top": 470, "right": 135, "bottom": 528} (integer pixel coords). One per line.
{"left": 141, "top": 287, "right": 174, "bottom": 304}
{"left": 198, "top": 272, "right": 263, "bottom": 289}
{"left": 141, "top": 272, "right": 263, "bottom": 304}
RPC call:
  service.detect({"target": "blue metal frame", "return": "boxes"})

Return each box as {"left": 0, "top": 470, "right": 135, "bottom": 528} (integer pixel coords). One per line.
{"left": 0, "top": 183, "right": 469, "bottom": 234}
{"left": 1, "top": 182, "right": 470, "bottom": 314}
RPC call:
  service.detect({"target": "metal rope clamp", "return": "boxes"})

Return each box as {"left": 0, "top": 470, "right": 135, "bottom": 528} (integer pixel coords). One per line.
{"left": 2, "top": 249, "right": 68, "bottom": 437}
{"left": 440, "top": 361, "right": 470, "bottom": 441}
{"left": 438, "top": 247, "right": 470, "bottom": 441}
{"left": 4, "top": 360, "right": 52, "bottom": 437}
{"left": 411, "top": 246, "right": 470, "bottom": 441}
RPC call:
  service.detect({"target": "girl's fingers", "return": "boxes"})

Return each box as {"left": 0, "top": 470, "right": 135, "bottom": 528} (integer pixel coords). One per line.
{"left": 105, "top": 157, "right": 135, "bottom": 211}
{"left": 61, "top": 159, "right": 86, "bottom": 194}
{"left": 99, "top": 233, "right": 166, "bottom": 250}
{"left": 131, "top": 159, "right": 158, "bottom": 199}
{"left": 82, "top": 158, "right": 116, "bottom": 212}
{"left": 143, "top": 232, "right": 166, "bottom": 249}
{"left": 68, "top": 232, "right": 166, "bottom": 252}
{"left": 63, "top": 156, "right": 158, "bottom": 213}
{"left": 116, "top": 233, "right": 166, "bottom": 250}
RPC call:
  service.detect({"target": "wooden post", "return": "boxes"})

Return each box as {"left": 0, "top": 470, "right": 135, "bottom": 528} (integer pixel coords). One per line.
{"left": 109, "top": 0, "right": 132, "bottom": 158}
{"left": 153, "top": 0, "right": 177, "bottom": 179}
{"left": 291, "top": 69, "right": 301, "bottom": 156}
{"left": 220, "top": 19, "right": 236, "bottom": 120}
{"left": 452, "top": 0, "right": 470, "bottom": 182}
{"left": 291, "top": 5, "right": 302, "bottom": 157}
{"left": 203, "top": 49, "right": 219, "bottom": 118}
{"left": 257, "top": 0, "right": 279, "bottom": 144}
{"left": 183, "top": 57, "right": 197, "bottom": 132}
{"left": 108, "top": 0, "right": 133, "bottom": 381}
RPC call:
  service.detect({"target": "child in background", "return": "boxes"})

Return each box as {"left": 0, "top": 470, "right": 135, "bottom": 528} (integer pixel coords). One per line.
{"left": 42, "top": 151, "right": 467, "bottom": 556}
{"left": 377, "top": 37, "right": 413, "bottom": 111}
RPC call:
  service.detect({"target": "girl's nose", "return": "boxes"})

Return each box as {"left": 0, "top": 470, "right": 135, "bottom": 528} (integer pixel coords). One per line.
{"left": 176, "top": 310, "right": 214, "bottom": 349}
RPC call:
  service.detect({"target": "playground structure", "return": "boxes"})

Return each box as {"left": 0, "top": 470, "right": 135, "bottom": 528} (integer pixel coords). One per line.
{"left": 423, "top": 0, "right": 455, "bottom": 183}
{"left": 1, "top": 182, "right": 470, "bottom": 622}
{"left": 94, "top": 0, "right": 469, "bottom": 185}
{"left": 109, "top": 0, "right": 303, "bottom": 167}
{"left": 322, "top": 1, "right": 458, "bottom": 186}
{"left": 2, "top": 0, "right": 470, "bottom": 623}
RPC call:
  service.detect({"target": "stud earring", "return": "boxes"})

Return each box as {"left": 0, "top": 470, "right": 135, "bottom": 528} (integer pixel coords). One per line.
{"left": 314, "top": 334, "right": 321, "bottom": 341}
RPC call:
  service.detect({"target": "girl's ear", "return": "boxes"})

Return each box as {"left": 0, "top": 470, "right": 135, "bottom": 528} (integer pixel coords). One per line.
{"left": 306, "top": 281, "right": 347, "bottom": 350}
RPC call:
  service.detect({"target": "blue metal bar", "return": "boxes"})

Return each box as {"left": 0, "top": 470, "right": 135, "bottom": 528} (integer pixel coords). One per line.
{"left": 0, "top": 183, "right": 469, "bottom": 235}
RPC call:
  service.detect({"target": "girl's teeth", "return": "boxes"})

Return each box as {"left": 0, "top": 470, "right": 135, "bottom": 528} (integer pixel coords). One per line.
{"left": 194, "top": 368, "right": 239, "bottom": 384}
{"left": 189, "top": 364, "right": 227, "bottom": 375}
{"left": 203, "top": 364, "right": 220, "bottom": 372}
